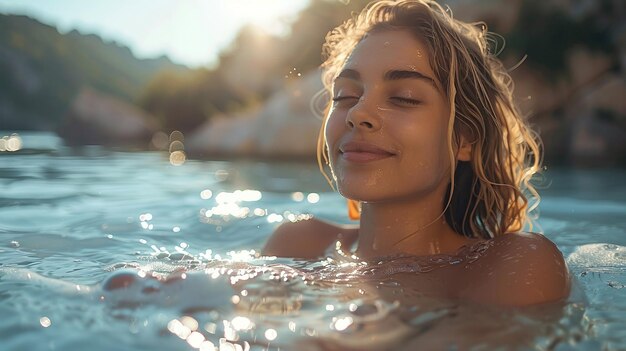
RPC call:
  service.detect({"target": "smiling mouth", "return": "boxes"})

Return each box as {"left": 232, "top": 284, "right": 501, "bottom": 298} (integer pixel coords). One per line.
{"left": 339, "top": 142, "right": 395, "bottom": 163}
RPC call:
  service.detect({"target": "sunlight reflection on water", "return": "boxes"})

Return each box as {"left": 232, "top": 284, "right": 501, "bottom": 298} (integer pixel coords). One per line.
{"left": 0, "top": 133, "right": 625, "bottom": 350}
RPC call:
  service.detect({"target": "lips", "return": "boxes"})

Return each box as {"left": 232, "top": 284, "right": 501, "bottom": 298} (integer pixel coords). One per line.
{"left": 339, "top": 141, "right": 396, "bottom": 163}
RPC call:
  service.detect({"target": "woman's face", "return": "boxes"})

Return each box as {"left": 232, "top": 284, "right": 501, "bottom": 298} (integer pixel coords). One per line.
{"left": 325, "top": 29, "right": 457, "bottom": 203}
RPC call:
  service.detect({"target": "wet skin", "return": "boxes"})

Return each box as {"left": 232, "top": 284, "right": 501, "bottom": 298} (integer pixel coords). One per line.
{"left": 263, "top": 218, "right": 570, "bottom": 306}
{"left": 323, "top": 29, "right": 475, "bottom": 259}
{"left": 263, "top": 29, "right": 570, "bottom": 306}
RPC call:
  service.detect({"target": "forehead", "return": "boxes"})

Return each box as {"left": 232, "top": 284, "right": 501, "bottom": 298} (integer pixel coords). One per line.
{"left": 341, "top": 30, "right": 434, "bottom": 78}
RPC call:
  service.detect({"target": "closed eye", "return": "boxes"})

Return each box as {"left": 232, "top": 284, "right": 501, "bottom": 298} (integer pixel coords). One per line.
{"left": 390, "top": 97, "right": 421, "bottom": 106}
{"left": 332, "top": 95, "right": 360, "bottom": 107}
{"left": 332, "top": 96, "right": 359, "bottom": 102}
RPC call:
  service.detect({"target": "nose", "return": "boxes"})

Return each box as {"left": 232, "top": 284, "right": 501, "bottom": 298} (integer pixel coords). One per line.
{"left": 346, "top": 97, "right": 382, "bottom": 131}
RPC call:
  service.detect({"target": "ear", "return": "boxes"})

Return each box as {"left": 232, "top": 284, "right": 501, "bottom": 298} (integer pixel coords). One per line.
{"left": 456, "top": 135, "right": 472, "bottom": 162}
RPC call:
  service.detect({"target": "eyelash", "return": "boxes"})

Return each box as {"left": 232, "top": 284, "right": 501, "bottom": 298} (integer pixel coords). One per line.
{"left": 332, "top": 96, "right": 358, "bottom": 102}
{"left": 331, "top": 96, "right": 422, "bottom": 106}
{"left": 390, "top": 97, "right": 421, "bottom": 106}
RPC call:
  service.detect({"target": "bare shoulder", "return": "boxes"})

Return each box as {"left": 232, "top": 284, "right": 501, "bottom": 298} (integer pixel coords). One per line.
{"left": 261, "top": 217, "right": 358, "bottom": 259}
{"left": 460, "top": 232, "right": 571, "bottom": 306}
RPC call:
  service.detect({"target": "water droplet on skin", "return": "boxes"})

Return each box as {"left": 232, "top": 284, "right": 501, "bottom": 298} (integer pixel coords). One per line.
{"left": 449, "top": 257, "right": 462, "bottom": 264}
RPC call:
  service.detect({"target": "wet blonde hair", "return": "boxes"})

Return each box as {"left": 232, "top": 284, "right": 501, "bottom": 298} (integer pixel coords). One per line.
{"left": 317, "top": 0, "right": 542, "bottom": 239}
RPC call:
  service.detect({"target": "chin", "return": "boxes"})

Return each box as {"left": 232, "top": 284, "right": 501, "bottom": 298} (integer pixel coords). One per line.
{"left": 337, "top": 186, "right": 383, "bottom": 203}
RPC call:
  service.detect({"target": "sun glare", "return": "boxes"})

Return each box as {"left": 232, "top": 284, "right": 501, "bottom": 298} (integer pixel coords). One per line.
{"left": 155, "top": 0, "right": 309, "bottom": 66}
{"left": 218, "top": 0, "right": 307, "bottom": 36}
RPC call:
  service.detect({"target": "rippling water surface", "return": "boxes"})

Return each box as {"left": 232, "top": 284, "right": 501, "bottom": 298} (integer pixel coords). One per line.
{"left": 1, "top": 132, "right": 625, "bottom": 350}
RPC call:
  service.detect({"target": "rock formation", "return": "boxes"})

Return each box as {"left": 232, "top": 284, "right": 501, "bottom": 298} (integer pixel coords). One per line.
{"left": 58, "top": 87, "right": 157, "bottom": 147}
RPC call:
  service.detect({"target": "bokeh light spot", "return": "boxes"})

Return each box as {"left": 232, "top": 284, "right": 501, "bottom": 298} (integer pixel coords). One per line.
{"left": 170, "top": 150, "right": 186, "bottom": 166}
{"left": 264, "top": 328, "right": 277, "bottom": 341}
{"left": 39, "top": 316, "right": 51, "bottom": 328}
{"left": 306, "top": 193, "right": 320, "bottom": 203}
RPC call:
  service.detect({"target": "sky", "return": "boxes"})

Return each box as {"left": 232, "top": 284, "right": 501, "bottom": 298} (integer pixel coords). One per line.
{"left": 0, "top": 0, "right": 310, "bottom": 68}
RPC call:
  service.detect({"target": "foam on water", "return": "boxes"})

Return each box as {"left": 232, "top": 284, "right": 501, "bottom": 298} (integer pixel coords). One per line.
{"left": 0, "top": 246, "right": 590, "bottom": 351}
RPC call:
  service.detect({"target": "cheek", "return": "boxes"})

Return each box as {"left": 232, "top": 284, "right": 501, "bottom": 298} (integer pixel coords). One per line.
{"left": 398, "top": 121, "right": 451, "bottom": 176}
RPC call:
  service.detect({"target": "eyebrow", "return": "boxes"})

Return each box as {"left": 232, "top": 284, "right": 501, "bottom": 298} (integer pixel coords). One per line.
{"left": 384, "top": 69, "right": 437, "bottom": 87}
{"left": 335, "top": 69, "right": 361, "bottom": 81}
{"left": 335, "top": 68, "right": 438, "bottom": 89}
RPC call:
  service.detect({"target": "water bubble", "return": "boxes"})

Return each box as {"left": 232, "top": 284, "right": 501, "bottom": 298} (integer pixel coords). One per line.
{"left": 170, "top": 150, "right": 186, "bottom": 166}
{"left": 169, "top": 140, "right": 184, "bottom": 153}
{"left": 170, "top": 130, "right": 184, "bottom": 142}
{"left": 306, "top": 193, "right": 320, "bottom": 203}
{"left": 264, "top": 328, "right": 278, "bottom": 341}
{"left": 39, "top": 316, "right": 51, "bottom": 328}
{"left": 0, "top": 133, "right": 22, "bottom": 152}
{"left": 201, "top": 189, "right": 213, "bottom": 200}
{"left": 151, "top": 131, "right": 169, "bottom": 150}
{"left": 7, "top": 134, "right": 22, "bottom": 151}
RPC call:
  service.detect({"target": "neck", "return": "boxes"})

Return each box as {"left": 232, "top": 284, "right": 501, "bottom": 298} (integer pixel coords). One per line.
{"left": 356, "top": 191, "right": 470, "bottom": 258}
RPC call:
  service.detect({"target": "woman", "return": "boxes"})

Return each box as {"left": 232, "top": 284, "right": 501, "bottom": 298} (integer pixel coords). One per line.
{"left": 263, "top": 0, "right": 570, "bottom": 306}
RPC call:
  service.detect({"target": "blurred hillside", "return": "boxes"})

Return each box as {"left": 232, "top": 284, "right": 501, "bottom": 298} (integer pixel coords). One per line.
{"left": 173, "top": 0, "right": 626, "bottom": 165}
{"left": 1, "top": 0, "right": 625, "bottom": 165}
{"left": 139, "top": 0, "right": 371, "bottom": 134}
{"left": 0, "top": 14, "right": 187, "bottom": 130}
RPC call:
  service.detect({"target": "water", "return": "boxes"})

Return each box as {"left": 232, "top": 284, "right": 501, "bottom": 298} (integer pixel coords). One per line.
{"left": 1, "top": 132, "right": 625, "bottom": 350}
